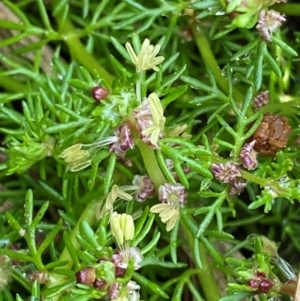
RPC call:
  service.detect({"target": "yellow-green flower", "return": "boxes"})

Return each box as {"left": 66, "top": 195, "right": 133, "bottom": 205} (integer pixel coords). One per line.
{"left": 150, "top": 183, "right": 187, "bottom": 231}
{"left": 110, "top": 212, "right": 135, "bottom": 246}
{"left": 126, "top": 38, "right": 165, "bottom": 72}
{"left": 59, "top": 143, "right": 91, "bottom": 172}
{"left": 150, "top": 203, "right": 180, "bottom": 232}
{"left": 141, "top": 93, "right": 166, "bottom": 147}
{"left": 97, "top": 185, "right": 133, "bottom": 219}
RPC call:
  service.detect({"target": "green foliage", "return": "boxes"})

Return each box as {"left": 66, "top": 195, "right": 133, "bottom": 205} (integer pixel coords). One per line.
{"left": 1, "top": 0, "right": 300, "bottom": 300}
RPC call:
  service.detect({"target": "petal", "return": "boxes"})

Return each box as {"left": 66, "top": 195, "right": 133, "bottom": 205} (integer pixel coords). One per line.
{"left": 125, "top": 42, "right": 138, "bottom": 65}
{"left": 117, "top": 189, "right": 133, "bottom": 201}
{"left": 69, "top": 159, "right": 91, "bottom": 172}
{"left": 60, "top": 143, "right": 82, "bottom": 158}
{"left": 151, "top": 56, "right": 165, "bottom": 66}
{"left": 150, "top": 44, "right": 161, "bottom": 58}
{"left": 150, "top": 203, "right": 169, "bottom": 213}
{"left": 64, "top": 150, "right": 90, "bottom": 163}
{"left": 166, "top": 212, "right": 180, "bottom": 232}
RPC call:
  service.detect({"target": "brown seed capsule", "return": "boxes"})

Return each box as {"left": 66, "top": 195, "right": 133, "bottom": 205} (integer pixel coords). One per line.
{"left": 250, "top": 113, "right": 292, "bottom": 156}
{"left": 75, "top": 267, "right": 96, "bottom": 285}
{"left": 91, "top": 86, "right": 110, "bottom": 101}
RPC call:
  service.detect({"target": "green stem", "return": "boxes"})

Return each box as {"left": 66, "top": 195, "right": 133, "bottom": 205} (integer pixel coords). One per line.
{"left": 180, "top": 218, "right": 221, "bottom": 301}
{"left": 240, "top": 169, "right": 291, "bottom": 198}
{"left": 273, "top": 4, "right": 300, "bottom": 16}
{"left": 136, "top": 140, "right": 166, "bottom": 188}
{"left": 51, "top": 3, "right": 114, "bottom": 87}
{"left": 136, "top": 71, "right": 144, "bottom": 102}
{"left": 191, "top": 24, "right": 244, "bottom": 103}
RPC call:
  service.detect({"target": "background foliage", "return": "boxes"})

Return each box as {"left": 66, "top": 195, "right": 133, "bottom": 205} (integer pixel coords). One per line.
{"left": 0, "top": 0, "right": 300, "bottom": 300}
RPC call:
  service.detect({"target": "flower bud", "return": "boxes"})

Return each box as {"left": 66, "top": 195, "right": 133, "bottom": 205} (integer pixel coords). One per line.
{"left": 240, "top": 141, "right": 258, "bottom": 170}
{"left": 259, "top": 279, "right": 274, "bottom": 293}
{"left": 253, "top": 91, "right": 269, "bottom": 111}
{"left": 256, "top": 10, "right": 286, "bottom": 42}
{"left": 91, "top": 86, "right": 110, "bottom": 101}
{"left": 247, "top": 279, "right": 259, "bottom": 289}
{"left": 110, "top": 212, "right": 135, "bottom": 246}
{"left": 93, "top": 278, "right": 107, "bottom": 290}
{"left": 211, "top": 162, "right": 241, "bottom": 183}
{"left": 229, "top": 179, "right": 247, "bottom": 197}
{"left": 75, "top": 267, "right": 96, "bottom": 285}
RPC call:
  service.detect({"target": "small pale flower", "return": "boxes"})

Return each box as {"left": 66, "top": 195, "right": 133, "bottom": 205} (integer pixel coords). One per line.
{"left": 110, "top": 212, "right": 135, "bottom": 246}
{"left": 132, "top": 175, "right": 155, "bottom": 202}
{"left": 125, "top": 38, "right": 165, "bottom": 72}
{"left": 109, "top": 281, "right": 140, "bottom": 301}
{"left": 98, "top": 185, "right": 133, "bottom": 219}
{"left": 59, "top": 143, "right": 92, "bottom": 172}
{"left": 159, "top": 183, "right": 187, "bottom": 206}
{"left": 111, "top": 247, "right": 143, "bottom": 271}
{"left": 109, "top": 282, "right": 122, "bottom": 300}
{"left": 150, "top": 183, "right": 187, "bottom": 231}
{"left": 256, "top": 9, "right": 286, "bottom": 42}
{"left": 229, "top": 179, "right": 247, "bottom": 197}
{"left": 109, "top": 123, "right": 135, "bottom": 159}
{"left": 211, "top": 162, "right": 241, "bottom": 183}
{"left": 254, "top": 90, "right": 270, "bottom": 111}
{"left": 133, "top": 93, "right": 165, "bottom": 148}
{"left": 240, "top": 141, "right": 258, "bottom": 170}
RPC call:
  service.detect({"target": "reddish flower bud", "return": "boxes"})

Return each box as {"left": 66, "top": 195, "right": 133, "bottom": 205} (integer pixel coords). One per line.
{"left": 75, "top": 267, "right": 96, "bottom": 285}
{"left": 259, "top": 279, "right": 274, "bottom": 293}
{"left": 91, "top": 86, "right": 110, "bottom": 101}
{"left": 93, "top": 279, "right": 107, "bottom": 290}
{"left": 256, "top": 271, "right": 266, "bottom": 279}
{"left": 115, "top": 266, "right": 126, "bottom": 277}
{"left": 247, "top": 279, "right": 259, "bottom": 289}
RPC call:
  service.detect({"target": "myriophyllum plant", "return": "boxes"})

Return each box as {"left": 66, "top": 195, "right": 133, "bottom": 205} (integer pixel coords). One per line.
{"left": 0, "top": 0, "right": 299, "bottom": 301}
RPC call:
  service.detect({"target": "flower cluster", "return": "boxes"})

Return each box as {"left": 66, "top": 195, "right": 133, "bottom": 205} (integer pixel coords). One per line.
{"left": 126, "top": 38, "right": 165, "bottom": 72}
{"left": 76, "top": 212, "right": 142, "bottom": 301}
{"left": 109, "top": 123, "right": 135, "bottom": 159}
{"left": 150, "top": 183, "right": 187, "bottom": 231}
{"left": 110, "top": 212, "right": 142, "bottom": 301}
{"left": 211, "top": 163, "right": 247, "bottom": 197}
{"left": 247, "top": 271, "right": 275, "bottom": 294}
{"left": 226, "top": 0, "right": 287, "bottom": 28}
{"left": 256, "top": 9, "right": 286, "bottom": 42}
{"left": 132, "top": 175, "right": 156, "bottom": 202}
{"left": 59, "top": 143, "right": 91, "bottom": 172}
{"left": 211, "top": 163, "right": 241, "bottom": 183}
{"left": 133, "top": 93, "right": 166, "bottom": 148}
